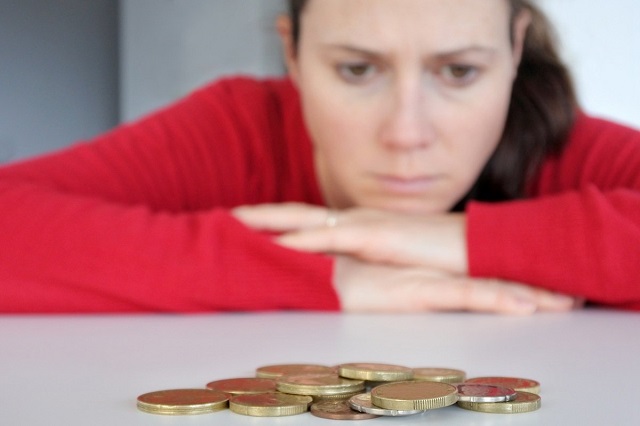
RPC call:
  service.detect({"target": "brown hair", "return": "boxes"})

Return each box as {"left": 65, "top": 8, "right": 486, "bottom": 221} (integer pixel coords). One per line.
{"left": 287, "top": 0, "right": 577, "bottom": 207}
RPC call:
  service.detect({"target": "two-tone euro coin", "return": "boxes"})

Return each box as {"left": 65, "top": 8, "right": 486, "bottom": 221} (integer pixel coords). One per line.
{"left": 457, "top": 384, "right": 517, "bottom": 403}
{"left": 464, "top": 377, "right": 540, "bottom": 395}
{"left": 349, "top": 393, "right": 424, "bottom": 417}
{"left": 457, "top": 391, "right": 541, "bottom": 414}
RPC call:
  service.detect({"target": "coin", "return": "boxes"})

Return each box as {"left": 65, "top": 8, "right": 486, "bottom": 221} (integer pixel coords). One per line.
{"left": 456, "top": 391, "right": 541, "bottom": 414}
{"left": 338, "top": 363, "right": 414, "bottom": 382}
{"left": 312, "top": 390, "right": 364, "bottom": 403}
{"left": 413, "top": 368, "right": 466, "bottom": 384}
{"left": 205, "top": 378, "right": 277, "bottom": 395}
{"left": 457, "top": 384, "right": 517, "bottom": 403}
{"left": 371, "top": 381, "right": 458, "bottom": 411}
{"left": 349, "top": 393, "right": 424, "bottom": 417}
{"left": 136, "top": 389, "right": 229, "bottom": 415}
{"left": 277, "top": 373, "right": 365, "bottom": 396}
{"left": 310, "top": 400, "right": 379, "bottom": 420}
{"left": 256, "top": 364, "right": 335, "bottom": 379}
{"left": 230, "top": 392, "right": 312, "bottom": 417}
{"left": 464, "top": 377, "right": 541, "bottom": 394}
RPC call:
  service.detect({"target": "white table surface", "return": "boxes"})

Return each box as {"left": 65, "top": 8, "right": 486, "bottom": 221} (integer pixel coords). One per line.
{"left": 2, "top": 310, "right": 639, "bottom": 425}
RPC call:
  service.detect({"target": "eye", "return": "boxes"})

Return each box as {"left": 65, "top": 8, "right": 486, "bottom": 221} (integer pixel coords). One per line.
{"left": 440, "top": 64, "right": 478, "bottom": 85}
{"left": 337, "top": 63, "right": 378, "bottom": 83}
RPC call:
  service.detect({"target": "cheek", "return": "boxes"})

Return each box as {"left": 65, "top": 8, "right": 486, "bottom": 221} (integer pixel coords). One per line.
{"left": 443, "top": 81, "right": 512, "bottom": 176}
{"left": 300, "top": 83, "right": 375, "bottom": 162}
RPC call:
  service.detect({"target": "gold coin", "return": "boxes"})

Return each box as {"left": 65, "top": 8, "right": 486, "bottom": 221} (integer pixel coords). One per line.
{"left": 310, "top": 399, "right": 379, "bottom": 420}
{"left": 464, "top": 377, "right": 541, "bottom": 394}
{"left": 413, "top": 368, "right": 466, "bottom": 384}
{"left": 338, "top": 363, "right": 414, "bottom": 382}
{"left": 277, "top": 373, "right": 365, "bottom": 396}
{"left": 136, "top": 389, "right": 229, "bottom": 415}
{"left": 456, "top": 391, "right": 541, "bottom": 414}
{"left": 311, "top": 390, "right": 364, "bottom": 403}
{"left": 205, "top": 378, "right": 277, "bottom": 395}
{"left": 371, "top": 381, "right": 458, "bottom": 411}
{"left": 256, "top": 364, "right": 335, "bottom": 379}
{"left": 229, "top": 392, "right": 312, "bottom": 417}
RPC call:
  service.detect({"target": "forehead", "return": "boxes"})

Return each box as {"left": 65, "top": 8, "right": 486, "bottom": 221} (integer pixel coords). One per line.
{"left": 301, "top": 0, "right": 512, "bottom": 51}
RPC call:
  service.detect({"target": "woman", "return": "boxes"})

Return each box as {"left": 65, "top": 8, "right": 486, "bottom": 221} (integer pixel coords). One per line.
{"left": 1, "top": 0, "right": 638, "bottom": 314}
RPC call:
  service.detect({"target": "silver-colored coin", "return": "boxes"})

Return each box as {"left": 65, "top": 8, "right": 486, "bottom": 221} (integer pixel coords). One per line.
{"left": 457, "top": 384, "right": 517, "bottom": 403}
{"left": 348, "top": 393, "right": 424, "bottom": 417}
{"left": 457, "top": 391, "right": 541, "bottom": 414}
{"left": 464, "top": 377, "right": 540, "bottom": 395}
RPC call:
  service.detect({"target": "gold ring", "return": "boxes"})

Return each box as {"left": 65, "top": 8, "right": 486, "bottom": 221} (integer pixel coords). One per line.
{"left": 325, "top": 210, "right": 339, "bottom": 228}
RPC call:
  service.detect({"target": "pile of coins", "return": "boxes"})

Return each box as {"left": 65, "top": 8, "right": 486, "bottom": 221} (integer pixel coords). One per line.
{"left": 136, "top": 363, "right": 541, "bottom": 419}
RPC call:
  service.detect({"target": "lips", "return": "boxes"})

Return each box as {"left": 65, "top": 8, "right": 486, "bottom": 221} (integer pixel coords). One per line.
{"left": 374, "top": 174, "right": 440, "bottom": 195}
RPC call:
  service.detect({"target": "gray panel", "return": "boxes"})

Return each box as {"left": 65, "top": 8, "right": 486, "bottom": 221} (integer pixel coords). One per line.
{"left": 0, "top": 0, "right": 119, "bottom": 163}
{"left": 120, "top": 0, "right": 286, "bottom": 122}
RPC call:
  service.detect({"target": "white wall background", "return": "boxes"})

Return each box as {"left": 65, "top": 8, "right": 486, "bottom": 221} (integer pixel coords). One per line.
{"left": 537, "top": 0, "right": 639, "bottom": 129}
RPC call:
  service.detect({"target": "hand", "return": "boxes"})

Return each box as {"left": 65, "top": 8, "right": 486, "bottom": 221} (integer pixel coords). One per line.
{"left": 333, "top": 256, "right": 580, "bottom": 315}
{"left": 233, "top": 203, "right": 467, "bottom": 274}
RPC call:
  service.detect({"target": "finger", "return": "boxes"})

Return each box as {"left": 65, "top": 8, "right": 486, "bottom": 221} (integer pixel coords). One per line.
{"left": 236, "top": 206, "right": 400, "bottom": 264}
{"left": 442, "top": 278, "right": 540, "bottom": 315}
{"left": 278, "top": 225, "right": 402, "bottom": 265}
{"left": 529, "top": 287, "right": 579, "bottom": 312}
{"left": 277, "top": 210, "right": 407, "bottom": 258}
{"left": 279, "top": 211, "right": 467, "bottom": 273}
{"left": 492, "top": 280, "right": 578, "bottom": 312}
{"left": 336, "top": 264, "right": 539, "bottom": 315}
{"left": 232, "top": 203, "right": 328, "bottom": 231}
{"left": 459, "top": 280, "right": 577, "bottom": 314}
{"left": 278, "top": 226, "right": 356, "bottom": 252}
{"left": 341, "top": 277, "right": 539, "bottom": 315}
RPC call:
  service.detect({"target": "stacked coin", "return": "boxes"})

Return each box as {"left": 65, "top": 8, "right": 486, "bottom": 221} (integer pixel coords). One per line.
{"left": 413, "top": 367, "right": 466, "bottom": 384}
{"left": 339, "top": 363, "right": 414, "bottom": 382}
{"left": 256, "top": 363, "right": 336, "bottom": 379}
{"left": 206, "top": 378, "right": 278, "bottom": 395}
{"left": 456, "top": 377, "right": 541, "bottom": 414}
{"left": 136, "top": 389, "right": 229, "bottom": 415}
{"left": 311, "top": 400, "right": 380, "bottom": 420}
{"left": 276, "top": 373, "right": 365, "bottom": 402}
{"left": 230, "top": 393, "right": 313, "bottom": 417}
{"left": 348, "top": 392, "right": 425, "bottom": 417}
{"left": 136, "top": 363, "right": 542, "bottom": 419}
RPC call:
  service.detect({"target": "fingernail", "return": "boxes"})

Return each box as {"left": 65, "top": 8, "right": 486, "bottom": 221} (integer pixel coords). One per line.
{"left": 511, "top": 297, "right": 537, "bottom": 314}
{"left": 549, "top": 294, "right": 576, "bottom": 309}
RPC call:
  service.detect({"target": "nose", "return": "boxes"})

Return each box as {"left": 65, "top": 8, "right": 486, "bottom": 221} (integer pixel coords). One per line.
{"left": 380, "top": 78, "right": 434, "bottom": 151}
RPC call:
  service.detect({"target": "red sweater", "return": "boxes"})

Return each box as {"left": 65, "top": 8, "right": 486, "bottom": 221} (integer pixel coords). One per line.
{"left": 1, "top": 77, "right": 639, "bottom": 313}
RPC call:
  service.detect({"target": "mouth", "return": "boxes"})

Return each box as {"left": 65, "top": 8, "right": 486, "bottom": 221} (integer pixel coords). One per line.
{"left": 374, "top": 174, "right": 441, "bottom": 195}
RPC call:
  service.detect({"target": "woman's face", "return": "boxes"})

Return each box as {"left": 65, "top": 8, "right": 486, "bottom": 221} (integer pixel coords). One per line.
{"left": 283, "top": 0, "right": 529, "bottom": 213}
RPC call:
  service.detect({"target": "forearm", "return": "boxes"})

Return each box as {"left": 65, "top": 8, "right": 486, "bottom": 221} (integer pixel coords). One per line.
{"left": 0, "top": 185, "right": 339, "bottom": 313}
{"left": 467, "top": 188, "right": 640, "bottom": 307}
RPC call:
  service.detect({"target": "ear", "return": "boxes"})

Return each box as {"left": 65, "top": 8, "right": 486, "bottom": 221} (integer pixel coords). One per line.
{"left": 511, "top": 9, "right": 532, "bottom": 73}
{"left": 276, "top": 15, "right": 301, "bottom": 86}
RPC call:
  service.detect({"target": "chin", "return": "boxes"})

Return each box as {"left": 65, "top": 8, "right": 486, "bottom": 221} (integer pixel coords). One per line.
{"left": 363, "top": 198, "right": 451, "bottom": 215}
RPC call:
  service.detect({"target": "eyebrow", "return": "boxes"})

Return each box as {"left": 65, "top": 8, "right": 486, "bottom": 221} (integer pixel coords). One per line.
{"left": 322, "top": 44, "right": 498, "bottom": 59}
